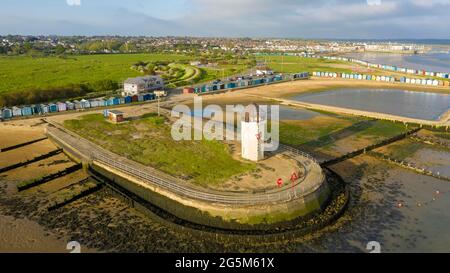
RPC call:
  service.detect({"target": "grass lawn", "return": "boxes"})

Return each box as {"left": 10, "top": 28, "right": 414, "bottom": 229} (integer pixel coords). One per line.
{"left": 280, "top": 113, "right": 412, "bottom": 152}
{"left": 279, "top": 115, "right": 357, "bottom": 147}
{"left": 256, "top": 56, "right": 355, "bottom": 74}
{"left": 353, "top": 120, "right": 411, "bottom": 140}
{"left": 0, "top": 54, "right": 191, "bottom": 95}
{"left": 64, "top": 113, "right": 255, "bottom": 187}
{"left": 199, "top": 63, "right": 250, "bottom": 82}
{"left": 0, "top": 54, "right": 251, "bottom": 96}
{"left": 166, "top": 63, "right": 202, "bottom": 87}
{"left": 378, "top": 139, "right": 426, "bottom": 160}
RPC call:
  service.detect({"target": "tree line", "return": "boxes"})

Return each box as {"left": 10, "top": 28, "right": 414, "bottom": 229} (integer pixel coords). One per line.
{"left": 0, "top": 80, "right": 119, "bottom": 107}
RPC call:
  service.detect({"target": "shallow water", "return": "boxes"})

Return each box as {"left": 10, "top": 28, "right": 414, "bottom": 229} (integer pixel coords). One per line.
{"left": 306, "top": 156, "right": 450, "bottom": 253}
{"left": 291, "top": 88, "right": 450, "bottom": 121}
{"left": 191, "top": 105, "right": 322, "bottom": 121}
{"left": 408, "top": 148, "right": 450, "bottom": 178}
{"left": 343, "top": 52, "right": 450, "bottom": 73}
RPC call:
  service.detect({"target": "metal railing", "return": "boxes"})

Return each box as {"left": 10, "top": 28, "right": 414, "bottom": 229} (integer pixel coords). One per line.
{"left": 279, "top": 144, "right": 321, "bottom": 165}
{"left": 46, "top": 122, "right": 325, "bottom": 205}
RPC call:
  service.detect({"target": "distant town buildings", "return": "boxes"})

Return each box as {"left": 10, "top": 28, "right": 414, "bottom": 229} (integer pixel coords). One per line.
{"left": 364, "top": 43, "right": 425, "bottom": 53}
{"left": 0, "top": 35, "right": 433, "bottom": 57}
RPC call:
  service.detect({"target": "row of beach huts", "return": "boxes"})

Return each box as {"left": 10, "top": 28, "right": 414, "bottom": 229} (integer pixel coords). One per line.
{"left": 312, "top": 71, "right": 450, "bottom": 87}
{"left": 315, "top": 55, "right": 450, "bottom": 79}
{"left": 0, "top": 93, "right": 157, "bottom": 121}
{"left": 183, "top": 72, "right": 310, "bottom": 94}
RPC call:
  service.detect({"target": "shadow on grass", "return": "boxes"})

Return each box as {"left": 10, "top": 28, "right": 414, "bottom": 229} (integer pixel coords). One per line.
{"left": 299, "top": 120, "right": 378, "bottom": 150}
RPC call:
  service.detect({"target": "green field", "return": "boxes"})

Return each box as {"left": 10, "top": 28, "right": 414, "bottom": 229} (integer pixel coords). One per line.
{"left": 279, "top": 114, "right": 411, "bottom": 153}
{"left": 64, "top": 113, "right": 255, "bottom": 187}
{"left": 199, "top": 63, "right": 250, "bottom": 82}
{"left": 0, "top": 54, "right": 192, "bottom": 95}
{"left": 255, "top": 55, "right": 355, "bottom": 74}
{"left": 0, "top": 53, "right": 252, "bottom": 107}
{"left": 279, "top": 115, "right": 356, "bottom": 147}
{"left": 165, "top": 63, "right": 202, "bottom": 87}
{"left": 380, "top": 139, "right": 425, "bottom": 160}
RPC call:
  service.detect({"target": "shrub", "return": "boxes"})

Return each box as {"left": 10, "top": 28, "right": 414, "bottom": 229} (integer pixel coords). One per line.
{"left": 0, "top": 80, "right": 118, "bottom": 107}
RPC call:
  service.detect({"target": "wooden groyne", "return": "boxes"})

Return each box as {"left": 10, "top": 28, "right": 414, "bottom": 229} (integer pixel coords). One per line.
{"left": 0, "top": 137, "right": 48, "bottom": 152}
{"left": 320, "top": 128, "right": 421, "bottom": 167}
{"left": 369, "top": 151, "right": 450, "bottom": 182}
{"left": 409, "top": 135, "right": 450, "bottom": 149}
{"left": 0, "top": 149, "right": 62, "bottom": 174}
{"left": 17, "top": 163, "right": 83, "bottom": 191}
{"left": 46, "top": 182, "right": 103, "bottom": 211}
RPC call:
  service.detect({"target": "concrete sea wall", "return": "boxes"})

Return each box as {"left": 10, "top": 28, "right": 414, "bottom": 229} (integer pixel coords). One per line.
{"left": 91, "top": 162, "right": 330, "bottom": 230}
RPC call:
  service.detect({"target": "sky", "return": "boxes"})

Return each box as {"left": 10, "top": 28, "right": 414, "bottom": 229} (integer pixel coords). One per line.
{"left": 0, "top": 0, "right": 449, "bottom": 39}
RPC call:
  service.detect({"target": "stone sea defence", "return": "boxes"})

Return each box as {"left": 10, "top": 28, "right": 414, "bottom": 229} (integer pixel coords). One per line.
{"left": 45, "top": 122, "right": 331, "bottom": 231}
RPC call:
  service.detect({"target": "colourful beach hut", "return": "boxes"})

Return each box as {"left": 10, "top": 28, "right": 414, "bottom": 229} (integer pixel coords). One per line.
{"left": 143, "top": 94, "right": 151, "bottom": 101}
{"left": 106, "top": 98, "right": 114, "bottom": 106}
{"left": 73, "top": 100, "right": 82, "bottom": 109}
{"left": 21, "top": 106, "right": 33, "bottom": 116}
{"left": 40, "top": 104, "right": 49, "bottom": 114}
{"left": 65, "top": 101, "right": 75, "bottom": 110}
{"left": 48, "top": 103, "right": 58, "bottom": 113}
{"left": 33, "top": 105, "right": 42, "bottom": 115}
{"left": 57, "top": 102, "right": 67, "bottom": 112}
{"left": 80, "top": 99, "right": 91, "bottom": 109}
{"left": 1, "top": 108, "right": 12, "bottom": 119}
{"left": 12, "top": 106, "right": 22, "bottom": 117}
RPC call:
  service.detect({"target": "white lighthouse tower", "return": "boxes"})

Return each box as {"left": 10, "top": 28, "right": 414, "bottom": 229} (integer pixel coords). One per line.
{"left": 241, "top": 104, "right": 266, "bottom": 162}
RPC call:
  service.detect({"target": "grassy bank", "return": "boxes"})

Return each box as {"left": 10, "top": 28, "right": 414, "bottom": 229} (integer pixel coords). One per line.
{"left": 280, "top": 114, "right": 411, "bottom": 154}
{"left": 0, "top": 54, "right": 193, "bottom": 95}
{"left": 0, "top": 54, "right": 252, "bottom": 106}
{"left": 256, "top": 55, "right": 355, "bottom": 74}
{"left": 64, "top": 113, "right": 255, "bottom": 186}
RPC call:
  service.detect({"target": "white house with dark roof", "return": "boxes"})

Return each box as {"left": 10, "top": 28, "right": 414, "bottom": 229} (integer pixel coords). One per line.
{"left": 255, "top": 66, "right": 274, "bottom": 76}
{"left": 122, "top": 75, "right": 164, "bottom": 96}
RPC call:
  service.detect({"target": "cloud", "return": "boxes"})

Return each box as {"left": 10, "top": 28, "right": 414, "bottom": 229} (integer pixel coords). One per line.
{"left": 367, "top": 0, "right": 382, "bottom": 6}
{"left": 410, "top": 0, "right": 450, "bottom": 7}
{"left": 66, "top": 0, "right": 81, "bottom": 6}
{"left": 170, "top": 0, "right": 450, "bottom": 38}
{"left": 1, "top": 0, "right": 449, "bottom": 38}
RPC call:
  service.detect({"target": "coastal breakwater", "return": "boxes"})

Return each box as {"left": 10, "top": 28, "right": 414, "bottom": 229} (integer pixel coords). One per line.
{"left": 44, "top": 121, "right": 332, "bottom": 231}
{"left": 369, "top": 151, "right": 450, "bottom": 182}
{"left": 320, "top": 128, "right": 422, "bottom": 167}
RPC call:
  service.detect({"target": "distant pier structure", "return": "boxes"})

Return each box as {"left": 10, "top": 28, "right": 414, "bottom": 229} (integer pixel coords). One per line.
{"left": 241, "top": 104, "right": 267, "bottom": 162}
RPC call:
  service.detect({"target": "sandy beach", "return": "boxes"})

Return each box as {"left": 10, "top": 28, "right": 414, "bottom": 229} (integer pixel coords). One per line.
{"left": 0, "top": 214, "right": 69, "bottom": 253}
